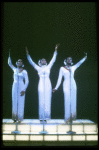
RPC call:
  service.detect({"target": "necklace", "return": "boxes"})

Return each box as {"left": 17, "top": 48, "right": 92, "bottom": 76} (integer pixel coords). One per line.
{"left": 65, "top": 65, "right": 70, "bottom": 69}
{"left": 17, "top": 68, "right": 23, "bottom": 73}
{"left": 64, "top": 65, "right": 70, "bottom": 71}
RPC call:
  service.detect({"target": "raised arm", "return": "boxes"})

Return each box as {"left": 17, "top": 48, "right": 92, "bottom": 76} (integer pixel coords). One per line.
{"left": 53, "top": 67, "right": 63, "bottom": 92}
{"left": 48, "top": 50, "right": 57, "bottom": 69}
{"left": 26, "top": 47, "right": 40, "bottom": 71}
{"left": 8, "top": 50, "right": 16, "bottom": 71}
{"left": 48, "top": 44, "right": 59, "bottom": 69}
{"left": 73, "top": 52, "right": 87, "bottom": 71}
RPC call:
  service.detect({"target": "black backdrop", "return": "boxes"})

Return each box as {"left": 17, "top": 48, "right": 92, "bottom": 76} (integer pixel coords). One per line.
{"left": 2, "top": 2, "right": 98, "bottom": 123}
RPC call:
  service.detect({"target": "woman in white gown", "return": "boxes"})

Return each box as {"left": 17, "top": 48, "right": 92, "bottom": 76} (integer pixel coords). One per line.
{"left": 53, "top": 52, "right": 87, "bottom": 123}
{"left": 8, "top": 51, "right": 29, "bottom": 123}
{"left": 26, "top": 45, "right": 59, "bottom": 122}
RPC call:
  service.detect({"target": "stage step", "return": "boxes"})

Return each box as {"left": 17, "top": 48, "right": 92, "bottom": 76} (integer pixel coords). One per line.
{"left": 2, "top": 119, "right": 98, "bottom": 142}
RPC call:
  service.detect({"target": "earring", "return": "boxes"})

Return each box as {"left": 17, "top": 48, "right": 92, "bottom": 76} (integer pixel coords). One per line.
{"left": 16, "top": 61, "right": 18, "bottom": 66}
{"left": 38, "top": 60, "right": 41, "bottom": 67}
{"left": 64, "top": 60, "right": 67, "bottom": 65}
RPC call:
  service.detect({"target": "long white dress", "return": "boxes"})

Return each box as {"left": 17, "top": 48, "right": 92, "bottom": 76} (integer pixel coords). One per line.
{"left": 54, "top": 56, "right": 87, "bottom": 122}
{"left": 27, "top": 51, "right": 57, "bottom": 120}
{"left": 8, "top": 56, "right": 29, "bottom": 121}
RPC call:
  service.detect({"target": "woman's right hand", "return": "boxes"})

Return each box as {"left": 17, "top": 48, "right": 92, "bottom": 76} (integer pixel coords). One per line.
{"left": 84, "top": 52, "right": 87, "bottom": 57}
{"left": 8, "top": 57, "right": 10, "bottom": 64}
{"left": 52, "top": 89, "right": 56, "bottom": 93}
{"left": 55, "top": 43, "right": 60, "bottom": 51}
{"left": 26, "top": 46, "right": 29, "bottom": 55}
{"left": 9, "top": 49, "right": 11, "bottom": 57}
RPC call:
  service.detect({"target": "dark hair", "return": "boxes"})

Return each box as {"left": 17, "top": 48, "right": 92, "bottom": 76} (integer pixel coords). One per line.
{"left": 64, "top": 57, "right": 73, "bottom": 66}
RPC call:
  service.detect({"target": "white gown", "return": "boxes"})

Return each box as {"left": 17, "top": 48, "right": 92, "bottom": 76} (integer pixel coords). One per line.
{"left": 27, "top": 51, "right": 57, "bottom": 120}
{"left": 8, "top": 56, "right": 29, "bottom": 121}
{"left": 54, "top": 57, "right": 87, "bottom": 122}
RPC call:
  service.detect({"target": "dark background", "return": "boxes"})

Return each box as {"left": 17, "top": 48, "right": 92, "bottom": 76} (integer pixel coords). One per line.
{"left": 2, "top": 2, "right": 98, "bottom": 123}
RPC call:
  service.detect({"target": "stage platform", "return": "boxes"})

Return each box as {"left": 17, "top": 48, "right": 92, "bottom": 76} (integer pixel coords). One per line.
{"left": 2, "top": 119, "right": 98, "bottom": 146}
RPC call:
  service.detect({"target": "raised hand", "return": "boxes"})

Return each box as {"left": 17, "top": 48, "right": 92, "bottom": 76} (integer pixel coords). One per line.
{"left": 84, "top": 52, "right": 87, "bottom": 58}
{"left": 26, "top": 46, "right": 29, "bottom": 55}
{"left": 55, "top": 43, "right": 60, "bottom": 51}
{"left": 9, "top": 49, "right": 11, "bottom": 57}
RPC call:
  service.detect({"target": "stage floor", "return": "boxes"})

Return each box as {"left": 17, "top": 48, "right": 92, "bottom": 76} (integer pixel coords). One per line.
{"left": 2, "top": 119, "right": 98, "bottom": 146}
{"left": 2, "top": 118, "right": 95, "bottom": 124}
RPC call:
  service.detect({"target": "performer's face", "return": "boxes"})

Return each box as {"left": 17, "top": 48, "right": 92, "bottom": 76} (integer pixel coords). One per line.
{"left": 67, "top": 57, "right": 72, "bottom": 64}
{"left": 41, "top": 59, "right": 47, "bottom": 65}
{"left": 17, "top": 59, "right": 23, "bottom": 67}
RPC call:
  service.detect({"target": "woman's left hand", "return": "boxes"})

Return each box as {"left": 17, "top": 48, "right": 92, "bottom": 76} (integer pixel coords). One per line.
{"left": 84, "top": 52, "right": 87, "bottom": 56}
{"left": 84, "top": 52, "right": 87, "bottom": 58}
{"left": 26, "top": 46, "right": 29, "bottom": 55}
{"left": 55, "top": 43, "right": 60, "bottom": 51}
{"left": 20, "top": 91, "right": 25, "bottom": 96}
{"left": 55, "top": 45, "right": 58, "bottom": 51}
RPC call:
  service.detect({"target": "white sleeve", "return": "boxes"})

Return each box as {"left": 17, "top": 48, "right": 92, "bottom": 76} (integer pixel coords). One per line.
{"left": 8, "top": 56, "right": 16, "bottom": 71}
{"left": 23, "top": 70, "right": 29, "bottom": 92}
{"left": 27, "top": 54, "right": 40, "bottom": 71}
{"left": 54, "top": 67, "right": 63, "bottom": 90}
{"left": 48, "top": 51, "right": 57, "bottom": 69}
{"left": 73, "top": 56, "right": 87, "bottom": 71}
